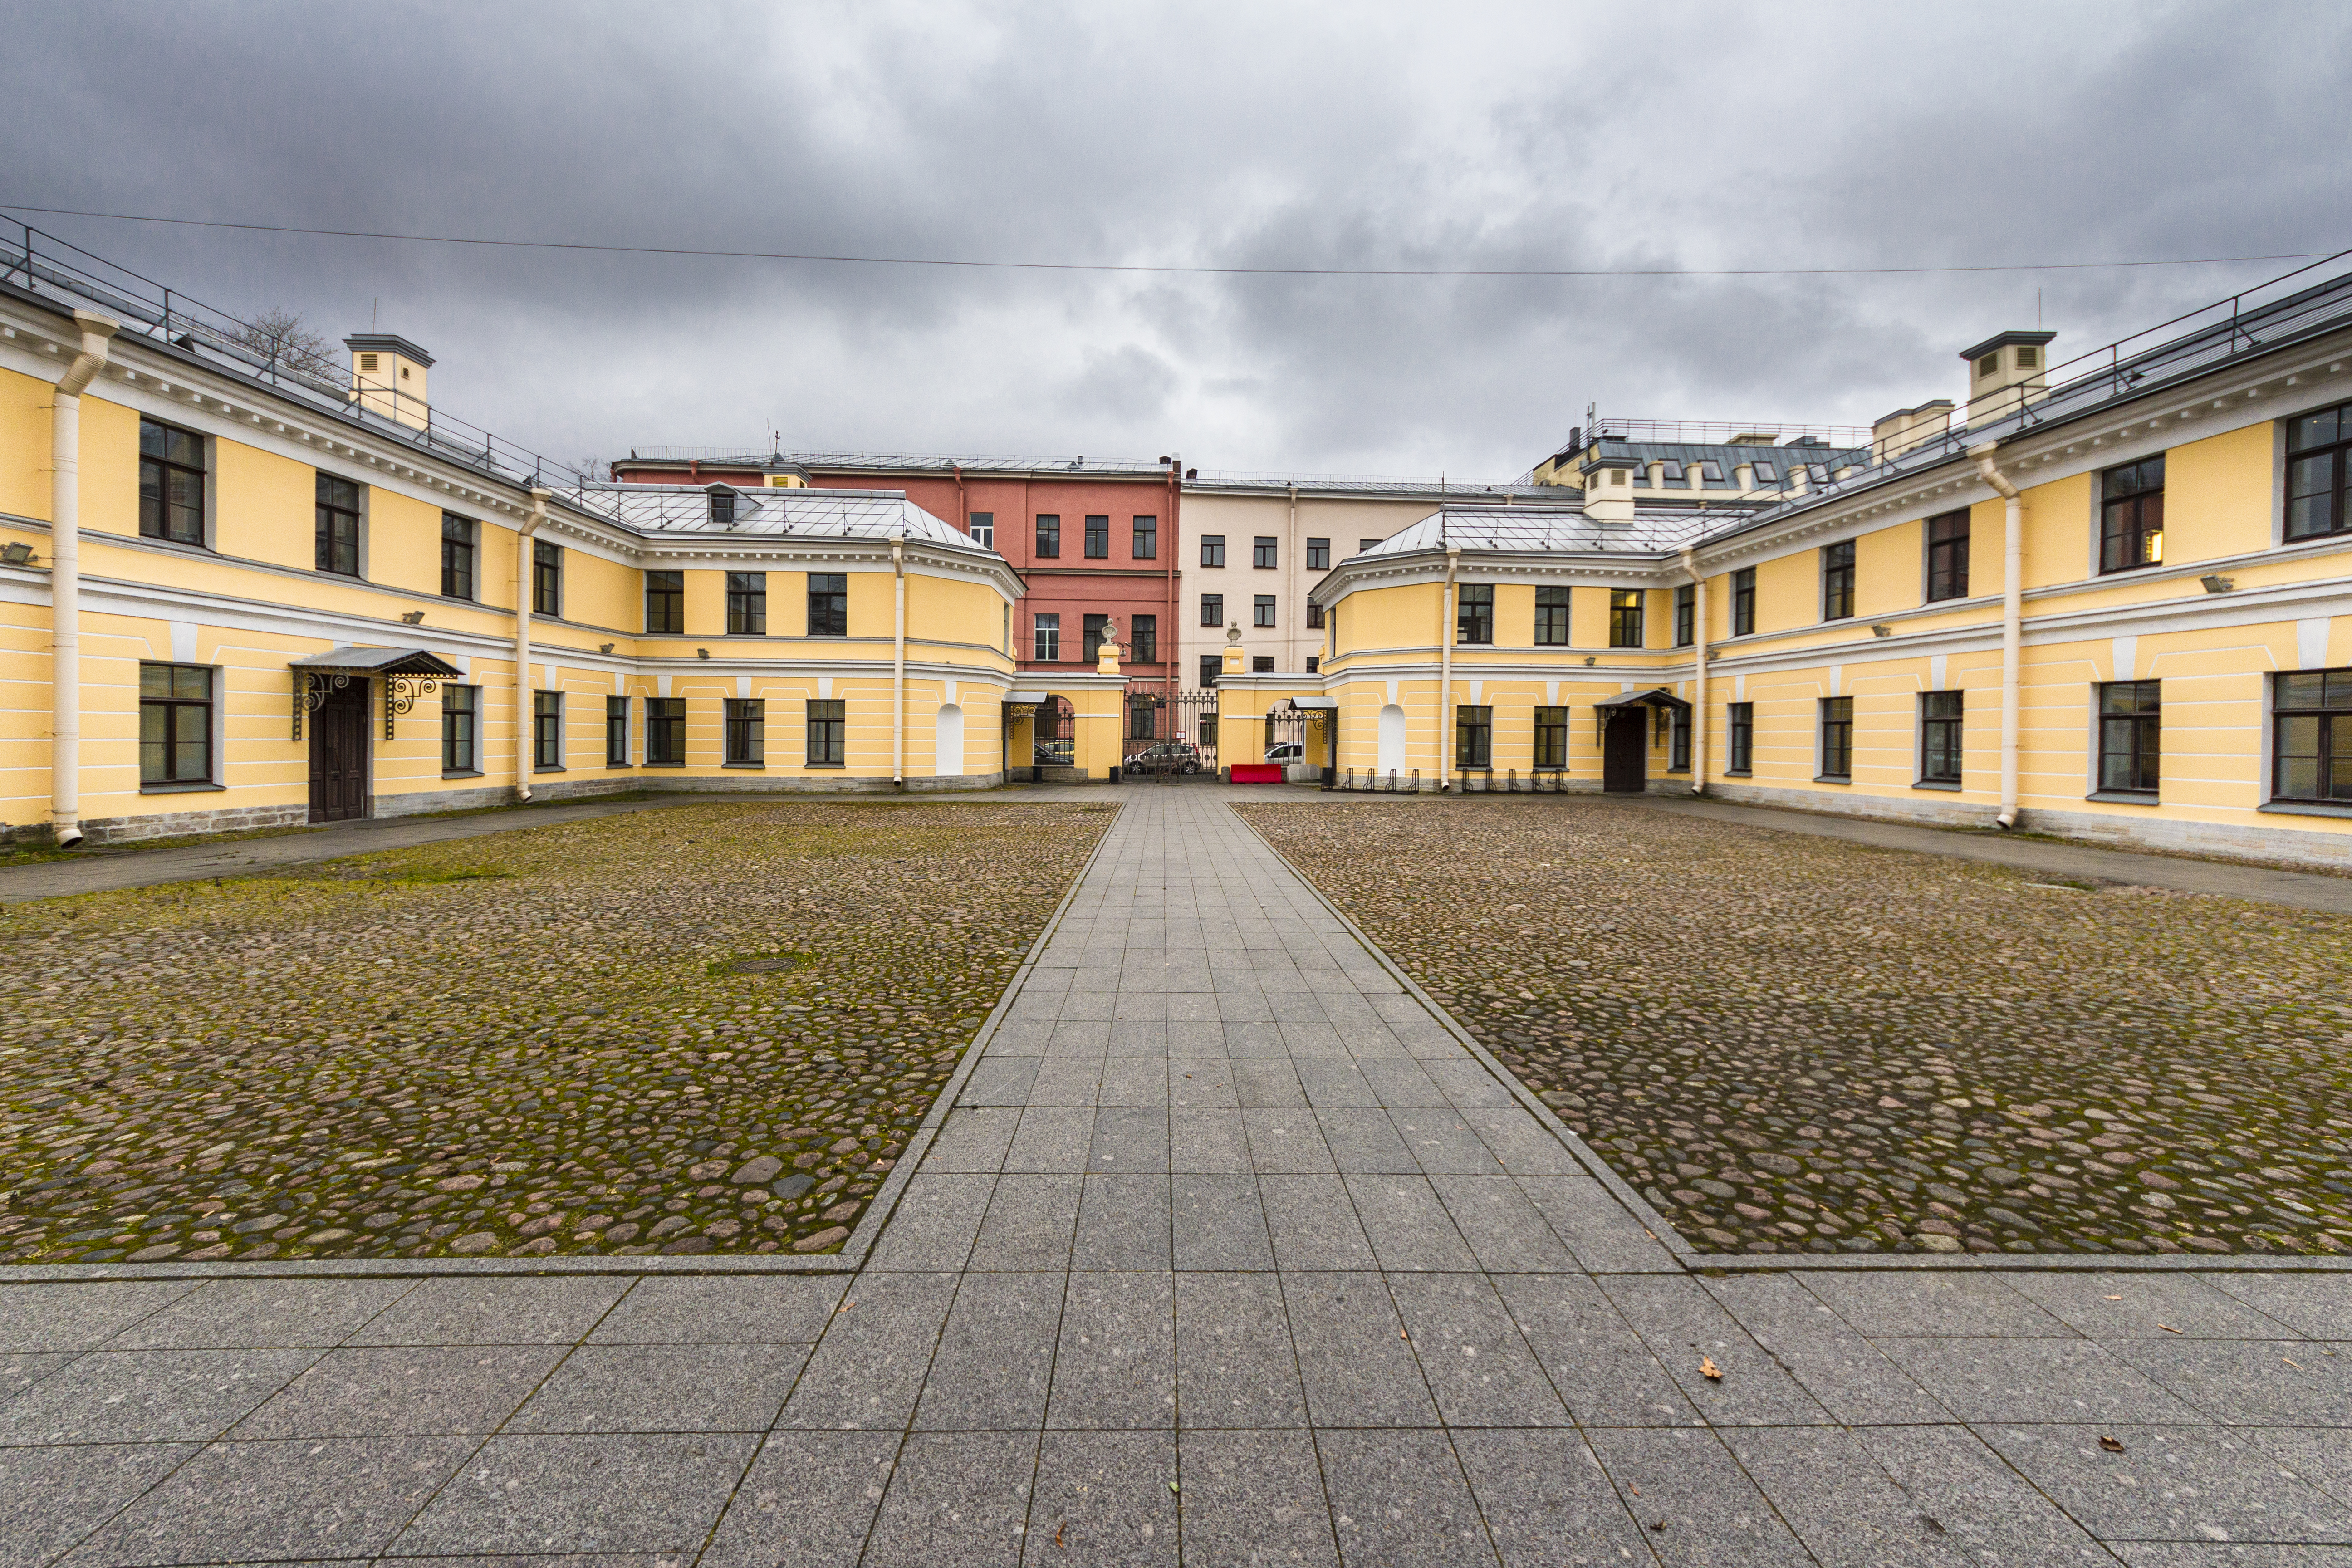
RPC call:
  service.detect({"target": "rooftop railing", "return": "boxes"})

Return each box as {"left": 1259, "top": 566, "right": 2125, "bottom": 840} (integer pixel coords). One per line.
{"left": 0, "top": 221, "right": 615, "bottom": 515}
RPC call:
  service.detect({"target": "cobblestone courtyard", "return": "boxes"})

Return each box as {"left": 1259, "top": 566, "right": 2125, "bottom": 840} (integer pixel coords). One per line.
{"left": 0, "top": 802, "right": 1110, "bottom": 1264}
{"left": 1242, "top": 797, "right": 2352, "bottom": 1257}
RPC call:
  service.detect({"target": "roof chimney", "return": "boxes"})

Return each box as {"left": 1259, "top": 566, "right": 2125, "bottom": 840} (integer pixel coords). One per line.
{"left": 344, "top": 334, "right": 434, "bottom": 431}
{"left": 1870, "top": 399, "right": 1954, "bottom": 463}
{"left": 1960, "top": 330, "right": 2055, "bottom": 427}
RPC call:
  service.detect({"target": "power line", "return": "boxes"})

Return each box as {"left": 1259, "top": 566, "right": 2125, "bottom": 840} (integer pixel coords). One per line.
{"left": 0, "top": 202, "right": 2331, "bottom": 281}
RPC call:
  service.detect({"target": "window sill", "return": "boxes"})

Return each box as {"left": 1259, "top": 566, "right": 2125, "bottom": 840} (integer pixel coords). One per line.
{"left": 805, "top": 762, "right": 847, "bottom": 769}
{"left": 2085, "top": 789, "right": 2160, "bottom": 804}
{"left": 722, "top": 761, "right": 765, "bottom": 770}
{"left": 533, "top": 765, "right": 566, "bottom": 774}
{"left": 1912, "top": 779, "right": 1963, "bottom": 792}
{"left": 439, "top": 593, "right": 477, "bottom": 605}
{"left": 603, "top": 762, "right": 633, "bottom": 770}
{"left": 643, "top": 761, "right": 686, "bottom": 769}
{"left": 441, "top": 769, "right": 485, "bottom": 781}
{"left": 1665, "top": 767, "right": 1690, "bottom": 775}
{"left": 137, "top": 534, "right": 216, "bottom": 555}
{"left": 1722, "top": 769, "right": 1752, "bottom": 778}
{"left": 140, "top": 779, "right": 225, "bottom": 794}
{"left": 2259, "top": 799, "right": 2352, "bottom": 819}
{"left": 316, "top": 568, "right": 366, "bottom": 582}
{"left": 1813, "top": 774, "right": 1852, "bottom": 785}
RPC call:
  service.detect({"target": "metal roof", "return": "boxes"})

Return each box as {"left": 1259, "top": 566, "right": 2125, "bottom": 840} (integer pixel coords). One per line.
{"left": 1356, "top": 505, "right": 1721, "bottom": 561}
{"left": 626, "top": 449, "right": 1175, "bottom": 478}
{"left": 544, "top": 483, "right": 984, "bottom": 551}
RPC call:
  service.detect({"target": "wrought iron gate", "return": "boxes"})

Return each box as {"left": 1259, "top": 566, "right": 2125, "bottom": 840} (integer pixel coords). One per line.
{"left": 1122, "top": 688, "right": 1221, "bottom": 780}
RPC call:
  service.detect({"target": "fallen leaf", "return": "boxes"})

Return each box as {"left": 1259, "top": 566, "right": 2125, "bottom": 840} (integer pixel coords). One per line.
{"left": 1401, "top": 1330, "right": 1409, "bottom": 1341}
{"left": 1167, "top": 1480, "right": 1180, "bottom": 1496}
{"left": 2098, "top": 1436, "right": 2125, "bottom": 1453}
{"left": 1629, "top": 1484, "right": 1641, "bottom": 1497}
{"left": 1699, "top": 1356, "right": 1723, "bottom": 1381}
{"left": 1055, "top": 1522, "right": 1064, "bottom": 1548}
{"left": 2158, "top": 1324, "right": 2183, "bottom": 1334}
{"left": 2104, "top": 1294, "right": 2122, "bottom": 1301}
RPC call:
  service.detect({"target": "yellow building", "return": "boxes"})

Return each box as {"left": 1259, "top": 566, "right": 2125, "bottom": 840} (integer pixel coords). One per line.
{"left": 1311, "top": 269, "right": 2352, "bottom": 869}
{"left": 0, "top": 286, "right": 1032, "bottom": 846}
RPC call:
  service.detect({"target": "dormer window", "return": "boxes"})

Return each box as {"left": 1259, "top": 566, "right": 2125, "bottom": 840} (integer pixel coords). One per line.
{"left": 708, "top": 486, "right": 737, "bottom": 526}
{"left": 1660, "top": 460, "right": 1686, "bottom": 482}
{"left": 1699, "top": 461, "right": 1725, "bottom": 483}
{"left": 1751, "top": 460, "right": 1778, "bottom": 483}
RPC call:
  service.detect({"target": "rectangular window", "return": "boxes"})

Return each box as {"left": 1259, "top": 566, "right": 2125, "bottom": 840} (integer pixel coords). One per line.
{"left": 1253, "top": 536, "right": 1278, "bottom": 569}
{"left": 807, "top": 572, "right": 847, "bottom": 637}
{"left": 967, "top": 511, "right": 995, "bottom": 550}
{"left": 2099, "top": 680, "right": 2161, "bottom": 792}
{"left": 1456, "top": 583, "right": 1494, "bottom": 644}
{"left": 1035, "top": 514, "right": 1061, "bottom": 558}
{"left": 1534, "top": 585, "right": 1570, "bottom": 646}
{"left": 1200, "top": 654, "right": 1220, "bottom": 689}
{"left": 1732, "top": 567, "right": 1756, "bottom": 636}
{"left": 315, "top": 473, "right": 361, "bottom": 576}
{"left": 1921, "top": 690, "right": 1963, "bottom": 783}
{"left": 1534, "top": 706, "right": 1568, "bottom": 769}
{"left": 1728, "top": 702, "right": 1754, "bottom": 773}
{"left": 806, "top": 698, "right": 845, "bottom": 766}
{"left": 1132, "top": 614, "right": 1156, "bottom": 664}
{"left": 645, "top": 569, "right": 685, "bottom": 634}
{"left": 2274, "top": 668, "right": 2352, "bottom": 802}
{"left": 605, "top": 695, "right": 629, "bottom": 766}
{"left": 1307, "top": 537, "right": 1331, "bottom": 571}
{"left": 442, "top": 683, "right": 478, "bottom": 773}
{"left": 1201, "top": 534, "right": 1225, "bottom": 568}
{"left": 138, "top": 418, "right": 206, "bottom": 545}
{"left": 2287, "top": 402, "right": 2352, "bottom": 541}
{"left": 1132, "top": 514, "right": 1157, "bottom": 559}
{"left": 1084, "top": 514, "right": 1109, "bottom": 559}
{"left": 1609, "top": 589, "right": 1643, "bottom": 648}
{"left": 1455, "top": 705, "right": 1492, "bottom": 770}
{"left": 727, "top": 571, "right": 767, "bottom": 635}
{"left": 1822, "top": 539, "right": 1856, "bottom": 620}
{"left": 1252, "top": 655, "right": 1275, "bottom": 673}
{"left": 1034, "top": 612, "right": 1061, "bottom": 662}
{"left": 440, "top": 514, "right": 475, "bottom": 600}
{"left": 708, "top": 487, "right": 736, "bottom": 527}
{"left": 1669, "top": 710, "right": 1690, "bottom": 770}
{"left": 532, "top": 539, "right": 562, "bottom": 616}
{"left": 533, "top": 690, "right": 563, "bottom": 770}
{"left": 138, "top": 662, "right": 212, "bottom": 783}
{"left": 2100, "top": 456, "right": 2166, "bottom": 573}
{"left": 1201, "top": 593, "right": 1224, "bottom": 627}
{"left": 1819, "top": 696, "right": 1853, "bottom": 779}
{"left": 1926, "top": 509, "right": 1970, "bottom": 601}
{"left": 1253, "top": 594, "right": 1276, "bottom": 628}
{"left": 725, "top": 698, "right": 765, "bottom": 765}
{"left": 1360, "top": 537, "right": 1382, "bottom": 553}
{"left": 1083, "top": 613, "right": 1110, "bottom": 662}
{"left": 1306, "top": 656, "right": 1319, "bottom": 673}
{"left": 646, "top": 697, "right": 685, "bottom": 764}
{"left": 1674, "top": 583, "right": 1695, "bottom": 647}
{"left": 1307, "top": 601, "right": 1325, "bottom": 630}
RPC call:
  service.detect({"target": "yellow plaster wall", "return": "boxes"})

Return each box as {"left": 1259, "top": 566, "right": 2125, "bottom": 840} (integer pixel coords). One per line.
{"left": 0, "top": 367, "right": 53, "bottom": 521}
{"left": 1853, "top": 519, "right": 1920, "bottom": 617}
{"left": 683, "top": 569, "right": 725, "bottom": 636}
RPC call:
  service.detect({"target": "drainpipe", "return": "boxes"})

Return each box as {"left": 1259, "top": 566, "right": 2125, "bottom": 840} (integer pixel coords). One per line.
{"left": 1970, "top": 444, "right": 2024, "bottom": 828}
{"left": 47, "top": 310, "right": 118, "bottom": 849}
{"left": 892, "top": 534, "right": 907, "bottom": 786}
{"left": 1681, "top": 547, "right": 1708, "bottom": 795}
{"left": 1437, "top": 546, "right": 1459, "bottom": 792}
{"left": 514, "top": 489, "right": 549, "bottom": 802}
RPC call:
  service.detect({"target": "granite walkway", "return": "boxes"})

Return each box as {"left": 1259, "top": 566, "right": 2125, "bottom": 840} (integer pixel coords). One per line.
{"left": 6, "top": 789, "right": 2352, "bottom": 1565}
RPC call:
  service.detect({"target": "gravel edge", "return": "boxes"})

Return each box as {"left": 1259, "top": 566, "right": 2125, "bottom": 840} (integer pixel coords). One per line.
{"left": 1233, "top": 799, "right": 2352, "bottom": 1277}
{"left": 0, "top": 800, "right": 1127, "bottom": 1284}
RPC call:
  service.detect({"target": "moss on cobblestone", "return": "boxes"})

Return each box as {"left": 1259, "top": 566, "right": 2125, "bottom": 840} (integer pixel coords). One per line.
{"left": 1242, "top": 798, "right": 2352, "bottom": 1258}
{"left": 0, "top": 802, "right": 1108, "bottom": 1263}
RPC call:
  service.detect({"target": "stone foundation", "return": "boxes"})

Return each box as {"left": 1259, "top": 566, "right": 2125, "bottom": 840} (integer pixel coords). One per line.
{"left": 79, "top": 801, "right": 311, "bottom": 845}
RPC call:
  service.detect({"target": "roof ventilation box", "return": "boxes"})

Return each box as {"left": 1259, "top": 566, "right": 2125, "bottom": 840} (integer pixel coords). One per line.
{"left": 1961, "top": 330, "right": 2056, "bottom": 427}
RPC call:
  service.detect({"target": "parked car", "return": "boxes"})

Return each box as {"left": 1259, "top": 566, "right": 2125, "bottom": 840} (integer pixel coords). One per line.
{"left": 1265, "top": 741, "right": 1305, "bottom": 764}
{"left": 1126, "top": 740, "right": 1204, "bottom": 775}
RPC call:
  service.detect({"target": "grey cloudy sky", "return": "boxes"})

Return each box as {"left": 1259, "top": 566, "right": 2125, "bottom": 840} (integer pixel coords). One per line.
{"left": 5, "top": 0, "right": 2347, "bottom": 480}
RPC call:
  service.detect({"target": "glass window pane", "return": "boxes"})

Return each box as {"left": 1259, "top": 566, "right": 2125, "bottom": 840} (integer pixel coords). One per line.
{"left": 2331, "top": 715, "right": 2352, "bottom": 798}
{"left": 2279, "top": 673, "right": 2328, "bottom": 708}
{"left": 173, "top": 667, "right": 209, "bottom": 699}
{"left": 2290, "top": 410, "right": 2339, "bottom": 451}
{"left": 141, "top": 664, "right": 170, "bottom": 698}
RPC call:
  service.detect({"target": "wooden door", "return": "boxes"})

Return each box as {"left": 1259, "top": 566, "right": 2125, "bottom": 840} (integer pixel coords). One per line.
{"left": 1602, "top": 708, "right": 1648, "bottom": 794}
{"left": 308, "top": 681, "right": 371, "bottom": 822}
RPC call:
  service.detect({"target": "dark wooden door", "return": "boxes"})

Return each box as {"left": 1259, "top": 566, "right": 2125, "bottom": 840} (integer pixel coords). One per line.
{"left": 308, "top": 681, "right": 371, "bottom": 822}
{"left": 1602, "top": 708, "right": 1648, "bottom": 794}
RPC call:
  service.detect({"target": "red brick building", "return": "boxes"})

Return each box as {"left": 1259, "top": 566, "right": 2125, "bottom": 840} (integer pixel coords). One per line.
{"left": 611, "top": 451, "right": 1184, "bottom": 691}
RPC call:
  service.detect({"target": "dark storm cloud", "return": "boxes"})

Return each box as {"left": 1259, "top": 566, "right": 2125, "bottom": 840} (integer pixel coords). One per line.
{"left": 3, "top": 0, "right": 2344, "bottom": 478}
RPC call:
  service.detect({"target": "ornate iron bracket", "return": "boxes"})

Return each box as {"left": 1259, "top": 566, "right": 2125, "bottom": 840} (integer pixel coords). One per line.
{"left": 384, "top": 673, "right": 441, "bottom": 739}
{"left": 290, "top": 670, "right": 353, "bottom": 741}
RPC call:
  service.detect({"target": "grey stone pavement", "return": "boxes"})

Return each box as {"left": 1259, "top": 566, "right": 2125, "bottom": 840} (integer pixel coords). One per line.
{"left": 7, "top": 789, "right": 2352, "bottom": 1565}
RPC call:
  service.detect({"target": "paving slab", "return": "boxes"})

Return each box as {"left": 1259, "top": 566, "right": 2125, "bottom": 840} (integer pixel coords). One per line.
{"left": 14, "top": 789, "right": 2352, "bottom": 1564}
